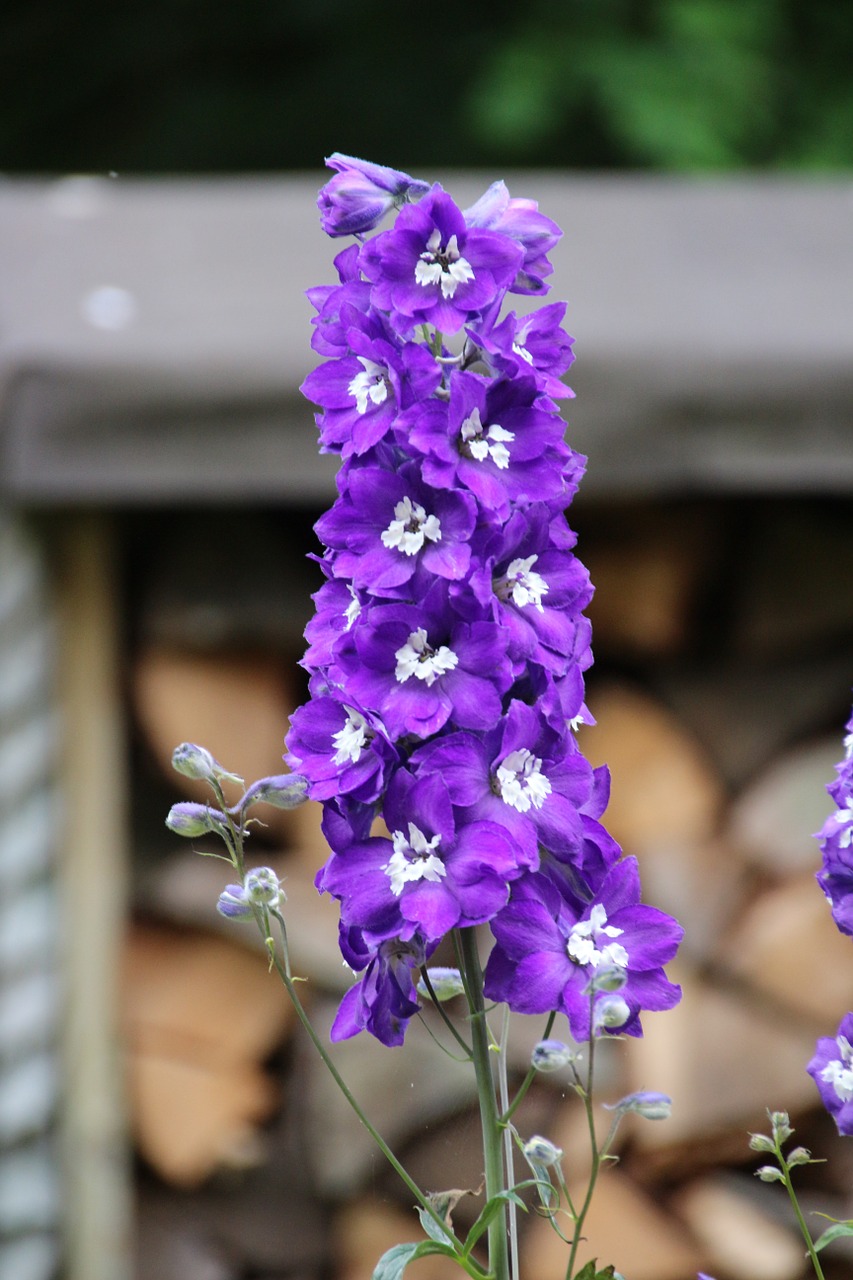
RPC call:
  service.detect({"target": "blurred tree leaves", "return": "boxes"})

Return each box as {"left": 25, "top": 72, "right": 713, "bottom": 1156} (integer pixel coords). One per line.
{"left": 1, "top": 0, "right": 850, "bottom": 172}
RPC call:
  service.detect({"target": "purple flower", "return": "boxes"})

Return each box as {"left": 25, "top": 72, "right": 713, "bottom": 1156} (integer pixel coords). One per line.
{"left": 331, "top": 933, "right": 427, "bottom": 1047}
{"left": 301, "top": 310, "right": 441, "bottom": 457}
{"left": 468, "top": 301, "right": 575, "bottom": 401}
{"left": 314, "top": 459, "right": 477, "bottom": 597}
{"left": 459, "top": 504, "right": 593, "bottom": 676}
{"left": 318, "top": 153, "right": 430, "bottom": 238}
{"left": 808, "top": 1013, "right": 853, "bottom": 1134}
{"left": 286, "top": 690, "right": 397, "bottom": 804}
{"left": 484, "top": 859, "right": 683, "bottom": 1039}
{"left": 318, "top": 769, "right": 521, "bottom": 942}
{"left": 360, "top": 188, "right": 523, "bottom": 335}
{"left": 463, "top": 180, "right": 562, "bottom": 295}
{"left": 306, "top": 245, "right": 372, "bottom": 357}
{"left": 335, "top": 587, "right": 512, "bottom": 740}
{"left": 409, "top": 700, "right": 595, "bottom": 866}
{"left": 405, "top": 371, "right": 572, "bottom": 521}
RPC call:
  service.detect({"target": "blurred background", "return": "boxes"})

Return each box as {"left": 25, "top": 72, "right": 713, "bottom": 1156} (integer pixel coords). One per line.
{"left": 1, "top": 3, "right": 853, "bottom": 1280}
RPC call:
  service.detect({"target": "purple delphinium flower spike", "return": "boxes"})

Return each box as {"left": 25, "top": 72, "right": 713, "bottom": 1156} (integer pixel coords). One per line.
{"left": 808, "top": 1012, "right": 853, "bottom": 1135}
{"left": 286, "top": 155, "right": 683, "bottom": 1045}
{"left": 816, "top": 704, "right": 853, "bottom": 936}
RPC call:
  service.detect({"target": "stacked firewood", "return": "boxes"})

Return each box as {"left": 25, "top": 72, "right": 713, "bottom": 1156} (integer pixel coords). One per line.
{"left": 123, "top": 498, "right": 853, "bottom": 1280}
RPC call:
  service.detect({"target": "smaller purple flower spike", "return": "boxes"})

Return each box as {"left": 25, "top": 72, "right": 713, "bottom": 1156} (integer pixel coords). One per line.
{"left": 318, "top": 154, "right": 430, "bottom": 238}
{"left": 816, "top": 704, "right": 853, "bottom": 936}
{"left": 808, "top": 1012, "right": 853, "bottom": 1135}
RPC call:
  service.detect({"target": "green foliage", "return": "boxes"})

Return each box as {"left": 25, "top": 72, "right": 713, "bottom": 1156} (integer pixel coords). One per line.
{"left": 3, "top": 1, "right": 849, "bottom": 175}
{"left": 572, "top": 1261, "right": 619, "bottom": 1280}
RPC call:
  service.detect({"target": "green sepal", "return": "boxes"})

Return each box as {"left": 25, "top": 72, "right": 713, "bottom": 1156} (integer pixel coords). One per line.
{"left": 814, "top": 1219, "right": 853, "bottom": 1253}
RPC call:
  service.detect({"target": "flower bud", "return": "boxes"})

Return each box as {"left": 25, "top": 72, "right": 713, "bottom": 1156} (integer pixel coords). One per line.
{"left": 756, "top": 1165, "right": 785, "bottom": 1183}
{"left": 587, "top": 963, "right": 628, "bottom": 994}
{"left": 531, "top": 1039, "right": 577, "bottom": 1073}
{"left": 244, "top": 866, "right": 285, "bottom": 907}
{"left": 417, "top": 967, "right": 465, "bottom": 1002}
{"left": 239, "top": 773, "right": 308, "bottom": 811}
{"left": 171, "top": 742, "right": 243, "bottom": 786}
{"left": 605, "top": 1091, "right": 672, "bottom": 1121}
{"left": 217, "top": 867, "right": 284, "bottom": 920}
{"left": 522, "top": 1135, "right": 563, "bottom": 1169}
{"left": 769, "top": 1110, "right": 793, "bottom": 1143}
{"left": 217, "top": 884, "right": 254, "bottom": 920}
{"left": 318, "top": 154, "right": 430, "bottom": 237}
{"left": 748, "top": 1132, "right": 775, "bottom": 1153}
{"left": 593, "top": 994, "right": 630, "bottom": 1033}
{"left": 165, "top": 802, "right": 228, "bottom": 838}
{"left": 786, "top": 1146, "right": 812, "bottom": 1167}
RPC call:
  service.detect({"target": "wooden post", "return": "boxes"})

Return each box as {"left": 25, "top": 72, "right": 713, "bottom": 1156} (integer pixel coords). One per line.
{"left": 55, "top": 512, "right": 133, "bottom": 1280}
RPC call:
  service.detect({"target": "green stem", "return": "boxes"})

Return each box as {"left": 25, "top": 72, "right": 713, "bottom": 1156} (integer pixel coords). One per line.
{"left": 457, "top": 927, "right": 509, "bottom": 1280}
{"left": 778, "top": 1157, "right": 826, "bottom": 1280}
{"left": 499, "top": 1011, "right": 557, "bottom": 1125}
{"left": 565, "top": 1022, "right": 600, "bottom": 1280}
{"left": 267, "top": 908, "right": 468, "bottom": 1256}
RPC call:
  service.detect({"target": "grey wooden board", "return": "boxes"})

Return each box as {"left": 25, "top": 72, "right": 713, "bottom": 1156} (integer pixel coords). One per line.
{"left": 0, "top": 174, "right": 851, "bottom": 503}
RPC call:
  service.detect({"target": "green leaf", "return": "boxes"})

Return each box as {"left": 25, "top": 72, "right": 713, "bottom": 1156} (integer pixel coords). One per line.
{"left": 814, "top": 1220, "right": 853, "bottom": 1252}
{"left": 464, "top": 1190, "right": 527, "bottom": 1252}
{"left": 372, "top": 1240, "right": 460, "bottom": 1280}
{"left": 418, "top": 1207, "right": 454, "bottom": 1245}
{"left": 572, "top": 1263, "right": 617, "bottom": 1280}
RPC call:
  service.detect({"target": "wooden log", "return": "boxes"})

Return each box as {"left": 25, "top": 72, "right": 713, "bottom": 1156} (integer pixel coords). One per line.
{"left": 673, "top": 1175, "right": 805, "bottom": 1280}
{"left": 522, "top": 1166, "right": 705, "bottom": 1280}
{"left": 728, "top": 737, "right": 840, "bottom": 876}
{"left": 577, "top": 682, "right": 727, "bottom": 854}
{"left": 131, "top": 645, "right": 299, "bottom": 838}
{"left": 716, "top": 872, "right": 853, "bottom": 1026}
{"left": 626, "top": 966, "right": 821, "bottom": 1152}
{"left": 121, "top": 922, "right": 293, "bottom": 1185}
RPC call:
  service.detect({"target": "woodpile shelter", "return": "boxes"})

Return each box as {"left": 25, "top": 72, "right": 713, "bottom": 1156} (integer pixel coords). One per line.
{"left": 1, "top": 174, "right": 852, "bottom": 1280}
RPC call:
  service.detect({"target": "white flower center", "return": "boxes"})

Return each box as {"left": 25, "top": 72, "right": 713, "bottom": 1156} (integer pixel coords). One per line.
{"left": 567, "top": 905, "right": 629, "bottom": 970}
{"left": 512, "top": 339, "right": 534, "bottom": 365}
{"left": 331, "top": 708, "right": 370, "bottom": 765}
{"left": 836, "top": 801, "right": 853, "bottom": 848}
{"left": 380, "top": 495, "right": 442, "bottom": 556}
{"left": 414, "top": 228, "right": 475, "bottom": 299}
{"left": 494, "top": 555, "right": 549, "bottom": 612}
{"left": 496, "top": 748, "right": 551, "bottom": 813}
{"left": 344, "top": 586, "right": 361, "bottom": 631}
{"left": 459, "top": 407, "right": 513, "bottom": 469}
{"left": 383, "top": 823, "right": 446, "bottom": 896}
{"left": 821, "top": 1035, "right": 853, "bottom": 1102}
{"left": 348, "top": 357, "right": 389, "bottom": 414}
{"left": 395, "top": 627, "right": 458, "bottom": 687}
